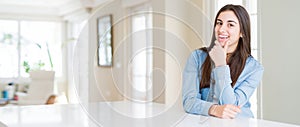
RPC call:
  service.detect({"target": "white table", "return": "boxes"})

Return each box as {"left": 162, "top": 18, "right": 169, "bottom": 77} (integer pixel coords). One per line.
{"left": 0, "top": 101, "right": 299, "bottom": 127}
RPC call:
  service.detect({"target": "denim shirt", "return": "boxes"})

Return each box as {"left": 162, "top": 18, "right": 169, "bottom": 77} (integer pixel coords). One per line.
{"left": 182, "top": 49, "right": 264, "bottom": 118}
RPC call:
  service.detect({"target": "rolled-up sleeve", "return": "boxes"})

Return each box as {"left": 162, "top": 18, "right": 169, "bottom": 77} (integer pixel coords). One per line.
{"left": 182, "top": 50, "right": 214, "bottom": 116}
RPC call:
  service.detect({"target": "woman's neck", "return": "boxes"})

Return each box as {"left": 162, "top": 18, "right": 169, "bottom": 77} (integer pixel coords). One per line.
{"left": 226, "top": 53, "right": 233, "bottom": 63}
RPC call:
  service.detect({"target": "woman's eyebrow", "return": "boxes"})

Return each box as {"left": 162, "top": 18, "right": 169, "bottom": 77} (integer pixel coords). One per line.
{"left": 217, "top": 19, "right": 237, "bottom": 24}
{"left": 228, "top": 20, "right": 237, "bottom": 24}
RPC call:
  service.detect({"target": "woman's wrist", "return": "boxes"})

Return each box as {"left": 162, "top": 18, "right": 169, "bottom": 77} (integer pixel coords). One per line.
{"left": 209, "top": 104, "right": 217, "bottom": 116}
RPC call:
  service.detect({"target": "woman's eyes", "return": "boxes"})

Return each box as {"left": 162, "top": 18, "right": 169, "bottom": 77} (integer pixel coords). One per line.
{"left": 229, "top": 23, "right": 235, "bottom": 27}
{"left": 216, "top": 21, "right": 235, "bottom": 27}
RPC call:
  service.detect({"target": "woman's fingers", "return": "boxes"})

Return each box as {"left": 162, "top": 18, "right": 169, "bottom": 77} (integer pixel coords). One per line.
{"left": 216, "top": 104, "right": 241, "bottom": 119}
{"left": 209, "top": 40, "right": 227, "bottom": 67}
{"left": 214, "top": 40, "right": 220, "bottom": 46}
{"left": 233, "top": 106, "right": 241, "bottom": 113}
{"left": 222, "top": 112, "right": 235, "bottom": 119}
{"left": 223, "top": 40, "right": 230, "bottom": 52}
{"left": 222, "top": 106, "right": 238, "bottom": 118}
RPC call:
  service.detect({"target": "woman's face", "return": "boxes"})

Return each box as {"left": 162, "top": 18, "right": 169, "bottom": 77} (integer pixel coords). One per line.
{"left": 214, "top": 10, "right": 242, "bottom": 53}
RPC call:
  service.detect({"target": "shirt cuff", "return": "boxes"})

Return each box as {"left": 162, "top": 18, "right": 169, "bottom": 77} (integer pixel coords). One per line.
{"left": 202, "top": 102, "right": 215, "bottom": 116}
{"left": 213, "top": 65, "right": 232, "bottom": 84}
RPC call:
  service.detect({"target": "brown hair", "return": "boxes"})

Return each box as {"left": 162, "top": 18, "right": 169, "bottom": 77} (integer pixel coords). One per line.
{"left": 200, "top": 4, "right": 251, "bottom": 88}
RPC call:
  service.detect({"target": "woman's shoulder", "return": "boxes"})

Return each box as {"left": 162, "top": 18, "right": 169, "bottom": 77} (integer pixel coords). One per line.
{"left": 188, "top": 48, "right": 208, "bottom": 65}
{"left": 191, "top": 48, "right": 208, "bottom": 57}
{"left": 246, "top": 55, "right": 264, "bottom": 71}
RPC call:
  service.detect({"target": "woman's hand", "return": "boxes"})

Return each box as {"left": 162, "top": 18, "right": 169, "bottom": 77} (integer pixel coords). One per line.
{"left": 209, "top": 104, "right": 241, "bottom": 119}
{"left": 209, "top": 40, "right": 230, "bottom": 67}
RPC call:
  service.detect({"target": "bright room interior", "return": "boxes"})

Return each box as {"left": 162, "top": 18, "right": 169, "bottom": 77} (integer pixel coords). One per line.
{"left": 0, "top": 0, "right": 300, "bottom": 126}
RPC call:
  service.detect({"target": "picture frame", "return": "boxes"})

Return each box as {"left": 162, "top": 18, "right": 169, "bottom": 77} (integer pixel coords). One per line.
{"left": 97, "top": 14, "right": 113, "bottom": 67}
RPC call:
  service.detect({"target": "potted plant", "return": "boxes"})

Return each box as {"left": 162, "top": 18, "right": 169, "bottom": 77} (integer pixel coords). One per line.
{"left": 22, "top": 42, "right": 53, "bottom": 74}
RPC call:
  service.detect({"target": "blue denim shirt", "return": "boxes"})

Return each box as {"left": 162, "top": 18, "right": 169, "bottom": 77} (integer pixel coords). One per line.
{"left": 182, "top": 49, "right": 264, "bottom": 118}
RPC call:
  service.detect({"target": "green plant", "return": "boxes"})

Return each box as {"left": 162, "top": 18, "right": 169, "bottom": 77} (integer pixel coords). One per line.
{"left": 46, "top": 42, "right": 53, "bottom": 69}
{"left": 23, "top": 60, "right": 45, "bottom": 73}
{"left": 22, "top": 42, "right": 53, "bottom": 73}
{"left": 2, "top": 33, "right": 53, "bottom": 73}
{"left": 23, "top": 61, "right": 30, "bottom": 73}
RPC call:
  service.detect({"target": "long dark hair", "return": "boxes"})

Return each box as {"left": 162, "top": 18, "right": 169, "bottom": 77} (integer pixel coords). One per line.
{"left": 200, "top": 4, "right": 251, "bottom": 88}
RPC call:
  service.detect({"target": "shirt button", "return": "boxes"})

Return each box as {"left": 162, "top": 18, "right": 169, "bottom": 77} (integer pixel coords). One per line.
{"left": 212, "top": 79, "right": 215, "bottom": 85}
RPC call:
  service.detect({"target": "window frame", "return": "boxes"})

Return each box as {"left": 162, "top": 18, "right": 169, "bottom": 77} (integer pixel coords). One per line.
{"left": 0, "top": 19, "right": 63, "bottom": 78}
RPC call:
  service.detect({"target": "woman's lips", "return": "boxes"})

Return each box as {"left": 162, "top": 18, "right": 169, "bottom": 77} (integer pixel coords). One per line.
{"left": 217, "top": 35, "right": 229, "bottom": 46}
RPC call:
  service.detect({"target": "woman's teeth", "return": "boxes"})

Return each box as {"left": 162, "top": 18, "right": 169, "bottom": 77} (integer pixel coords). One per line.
{"left": 219, "top": 35, "right": 228, "bottom": 39}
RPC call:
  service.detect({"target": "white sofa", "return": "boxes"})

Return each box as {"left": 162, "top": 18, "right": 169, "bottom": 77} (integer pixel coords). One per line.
{"left": 17, "top": 70, "right": 55, "bottom": 105}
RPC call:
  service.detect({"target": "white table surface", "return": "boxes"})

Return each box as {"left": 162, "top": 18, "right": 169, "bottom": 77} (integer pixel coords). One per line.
{"left": 0, "top": 101, "right": 299, "bottom": 127}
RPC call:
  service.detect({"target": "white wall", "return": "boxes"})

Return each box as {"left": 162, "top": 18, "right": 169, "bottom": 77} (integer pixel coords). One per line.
{"left": 164, "top": 0, "right": 214, "bottom": 109}
{"left": 88, "top": 0, "right": 125, "bottom": 102}
{"left": 260, "top": 0, "right": 300, "bottom": 125}
{"left": 162, "top": 0, "right": 226, "bottom": 114}
{"left": 86, "top": 0, "right": 212, "bottom": 106}
{"left": 87, "top": 0, "right": 171, "bottom": 103}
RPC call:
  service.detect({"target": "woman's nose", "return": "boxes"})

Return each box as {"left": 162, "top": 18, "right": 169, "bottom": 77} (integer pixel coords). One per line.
{"left": 219, "top": 25, "right": 226, "bottom": 33}
{"left": 219, "top": 28, "right": 225, "bottom": 33}
{"left": 219, "top": 29, "right": 225, "bottom": 33}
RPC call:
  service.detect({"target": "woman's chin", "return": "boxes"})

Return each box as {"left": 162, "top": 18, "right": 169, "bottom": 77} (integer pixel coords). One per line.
{"left": 218, "top": 40, "right": 226, "bottom": 47}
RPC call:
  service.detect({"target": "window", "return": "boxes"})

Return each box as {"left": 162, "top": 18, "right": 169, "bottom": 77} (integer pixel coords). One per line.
{"left": 0, "top": 20, "right": 18, "bottom": 77}
{"left": 129, "top": 5, "right": 153, "bottom": 102}
{"left": 216, "top": 0, "right": 259, "bottom": 117}
{"left": 0, "top": 19, "right": 62, "bottom": 78}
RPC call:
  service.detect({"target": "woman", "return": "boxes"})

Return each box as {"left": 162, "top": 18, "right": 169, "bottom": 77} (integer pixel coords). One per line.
{"left": 182, "top": 4, "right": 263, "bottom": 119}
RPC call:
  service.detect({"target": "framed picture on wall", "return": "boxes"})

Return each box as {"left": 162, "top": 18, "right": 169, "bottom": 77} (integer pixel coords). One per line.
{"left": 97, "top": 14, "right": 113, "bottom": 67}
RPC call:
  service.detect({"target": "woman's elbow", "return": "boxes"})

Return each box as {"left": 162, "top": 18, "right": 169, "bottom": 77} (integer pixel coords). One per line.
{"left": 182, "top": 97, "right": 195, "bottom": 113}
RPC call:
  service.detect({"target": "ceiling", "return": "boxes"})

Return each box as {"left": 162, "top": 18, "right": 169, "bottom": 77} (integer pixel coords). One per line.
{"left": 0, "top": 0, "right": 73, "bottom": 8}
{"left": 0, "top": 0, "right": 107, "bottom": 18}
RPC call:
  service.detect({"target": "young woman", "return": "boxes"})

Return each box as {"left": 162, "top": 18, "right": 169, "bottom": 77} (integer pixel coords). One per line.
{"left": 182, "top": 4, "right": 263, "bottom": 119}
